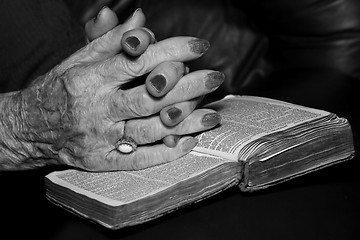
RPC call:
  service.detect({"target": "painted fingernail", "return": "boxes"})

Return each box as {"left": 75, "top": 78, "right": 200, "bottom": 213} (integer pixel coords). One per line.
{"left": 201, "top": 113, "right": 221, "bottom": 127}
{"left": 149, "top": 74, "right": 166, "bottom": 93}
{"left": 171, "top": 135, "right": 181, "bottom": 145}
{"left": 125, "top": 36, "right": 141, "bottom": 50}
{"left": 167, "top": 107, "right": 182, "bottom": 122}
{"left": 205, "top": 72, "right": 225, "bottom": 90}
{"left": 164, "top": 135, "right": 180, "bottom": 148}
{"left": 188, "top": 39, "right": 210, "bottom": 54}
{"left": 182, "top": 137, "right": 198, "bottom": 152}
{"left": 94, "top": 6, "right": 108, "bottom": 22}
{"left": 125, "top": 8, "right": 142, "bottom": 23}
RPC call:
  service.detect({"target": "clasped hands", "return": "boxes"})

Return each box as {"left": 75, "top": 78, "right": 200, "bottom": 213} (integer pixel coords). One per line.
{"left": 12, "top": 8, "right": 223, "bottom": 171}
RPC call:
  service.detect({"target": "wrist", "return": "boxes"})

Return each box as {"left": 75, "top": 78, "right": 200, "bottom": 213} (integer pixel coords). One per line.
{"left": 0, "top": 82, "right": 59, "bottom": 170}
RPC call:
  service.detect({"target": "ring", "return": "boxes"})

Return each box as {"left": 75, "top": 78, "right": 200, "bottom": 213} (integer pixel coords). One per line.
{"left": 115, "top": 136, "right": 137, "bottom": 154}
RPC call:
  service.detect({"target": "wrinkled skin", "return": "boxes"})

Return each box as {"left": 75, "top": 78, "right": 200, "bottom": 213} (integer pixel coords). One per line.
{"left": 0, "top": 10, "right": 223, "bottom": 171}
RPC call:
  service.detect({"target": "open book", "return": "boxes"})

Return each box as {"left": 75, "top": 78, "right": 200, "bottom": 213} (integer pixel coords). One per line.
{"left": 45, "top": 95, "right": 355, "bottom": 229}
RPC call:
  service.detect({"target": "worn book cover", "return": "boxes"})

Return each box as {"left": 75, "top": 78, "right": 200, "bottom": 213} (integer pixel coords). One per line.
{"left": 45, "top": 95, "right": 355, "bottom": 229}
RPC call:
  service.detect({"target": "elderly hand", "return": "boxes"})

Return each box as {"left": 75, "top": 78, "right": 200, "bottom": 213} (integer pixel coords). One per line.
{"left": 0, "top": 9, "right": 223, "bottom": 171}
{"left": 83, "top": 7, "right": 209, "bottom": 149}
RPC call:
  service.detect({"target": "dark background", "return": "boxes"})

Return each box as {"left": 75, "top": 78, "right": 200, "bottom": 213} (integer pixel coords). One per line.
{"left": 0, "top": 0, "right": 359, "bottom": 239}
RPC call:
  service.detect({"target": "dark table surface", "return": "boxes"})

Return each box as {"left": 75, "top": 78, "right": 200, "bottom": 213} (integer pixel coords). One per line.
{"left": 1, "top": 69, "right": 359, "bottom": 240}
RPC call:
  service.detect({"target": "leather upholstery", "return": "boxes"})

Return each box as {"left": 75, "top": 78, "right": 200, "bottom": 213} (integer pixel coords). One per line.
{"left": 130, "top": 0, "right": 360, "bottom": 98}
{"left": 240, "top": 0, "right": 360, "bottom": 82}
{"left": 139, "top": 0, "right": 267, "bottom": 97}
{"left": 2, "top": 0, "right": 360, "bottom": 99}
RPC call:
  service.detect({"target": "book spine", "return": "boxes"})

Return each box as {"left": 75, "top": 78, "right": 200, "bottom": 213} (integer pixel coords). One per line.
{"left": 239, "top": 154, "right": 355, "bottom": 192}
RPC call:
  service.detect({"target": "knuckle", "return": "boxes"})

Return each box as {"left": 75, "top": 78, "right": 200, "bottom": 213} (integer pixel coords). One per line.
{"left": 137, "top": 125, "right": 156, "bottom": 144}
{"left": 126, "top": 92, "right": 155, "bottom": 116}
{"left": 122, "top": 56, "right": 148, "bottom": 76}
{"left": 107, "top": 92, "right": 127, "bottom": 120}
{"left": 129, "top": 123, "right": 156, "bottom": 144}
{"left": 162, "top": 45, "right": 180, "bottom": 59}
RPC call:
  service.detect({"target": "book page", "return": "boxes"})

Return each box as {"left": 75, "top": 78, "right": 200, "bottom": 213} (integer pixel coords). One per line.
{"left": 194, "top": 95, "right": 329, "bottom": 161}
{"left": 46, "top": 152, "right": 232, "bottom": 206}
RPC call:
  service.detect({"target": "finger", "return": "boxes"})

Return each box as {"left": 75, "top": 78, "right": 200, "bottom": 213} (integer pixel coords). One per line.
{"left": 163, "top": 135, "right": 181, "bottom": 148}
{"left": 160, "top": 97, "right": 202, "bottom": 127}
{"left": 85, "top": 6, "right": 119, "bottom": 42}
{"left": 113, "top": 70, "right": 224, "bottom": 120}
{"left": 87, "top": 8, "right": 146, "bottom": 61}
{"left": 146, "top": 62, "right": 186, "bottom": 97}
{"left": 58, "top": 8, "right": 146, "bottom": 72}
{"left": 105, "top": 136, "right": 198, "bottom": 170}
{"left": 159, "top": 71, "right": 224, "bottom": 110}
{"left": 125, "top": 109, "right": 221, "bottom": 145}
{"left": 107, "top": 37, "right": 210, "bottom": 79}
{"left": 80, "top": 0, "right": 112, "bottom": 23}
{"left": 121, "top": 27, "right": 156, "bottom": 57}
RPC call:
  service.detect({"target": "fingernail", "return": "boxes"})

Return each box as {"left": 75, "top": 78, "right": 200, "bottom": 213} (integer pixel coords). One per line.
{"left": 205, "top": 72, "right": 225, "bottom": 90}
{"left": 125, "top": 36, "right": 141, "bottom": 50}
{"left": 172, "top": 135, "right": 181, "bottom": 145}
{"left": 132, "top": 8, "right": 142, "bottom": 17}
{"left": 125, "top": 8, "right": 142, "bottom": 23}
{"left": 188, "top": 39, "right": 210, "bottom": 54}
{"left": 185, "top": 66, "right": 190, "bottom": 74}
{"left": 149, "top": 74, "right": 167, "bottom": 93}
{"left": 167, "top": 107, "right": 182, "bottom": 122}
{"left": 164, "top": 135, "right": 180, "bottom": 148}
{"left": 182, "top": 137, "right": 198, "bottom": 152}
{"left": 201, "top": 113, "right": 221, "bottom": 127}
{"left": 94, "top": 6, "right": 108, "bottom": 22}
